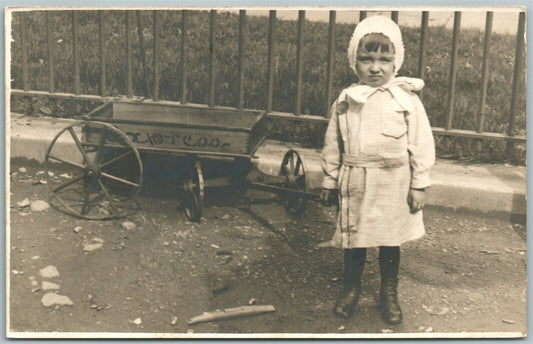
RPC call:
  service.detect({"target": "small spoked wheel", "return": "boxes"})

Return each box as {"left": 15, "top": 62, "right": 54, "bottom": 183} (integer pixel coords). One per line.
{"left": 183, "top": 156, "right": 204, "bottom": 222}
{"left": 279, "top": 149, "right": 309, "bottom": 215}
{"left": 44, "top": 121, "right": 143, "bottom": 220}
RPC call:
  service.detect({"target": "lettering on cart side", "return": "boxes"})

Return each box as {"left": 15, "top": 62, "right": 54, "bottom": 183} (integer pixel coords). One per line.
{"left": 124, "top": 131, "right": 231, "bottom": 150}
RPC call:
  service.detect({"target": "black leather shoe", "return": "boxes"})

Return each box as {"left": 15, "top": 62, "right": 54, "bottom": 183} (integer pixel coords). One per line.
{"left": 379, "top": 277, "right": 402, "bottom": 325}
{"left": 333, "top": 286, "right": 361, "bottom": 319}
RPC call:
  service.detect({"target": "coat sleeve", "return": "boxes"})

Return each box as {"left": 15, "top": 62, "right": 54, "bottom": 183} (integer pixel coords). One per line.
{"left": 321, "top": 100, "right": 343, "bottom": 190}
{"left": 406, "top": 94, "right": 435, "bottom": 189}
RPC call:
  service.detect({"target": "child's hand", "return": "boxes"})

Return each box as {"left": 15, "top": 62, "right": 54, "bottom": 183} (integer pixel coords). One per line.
{"left": 408, "top": 188, "right": 426, "bottom": 213}
{"left": 321, "top": 189, "right": 337, "bottom": 207}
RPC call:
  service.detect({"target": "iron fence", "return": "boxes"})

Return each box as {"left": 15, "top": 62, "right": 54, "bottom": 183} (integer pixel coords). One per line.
{"left": 10, "top": 9, "right": 527, "bottom": 148}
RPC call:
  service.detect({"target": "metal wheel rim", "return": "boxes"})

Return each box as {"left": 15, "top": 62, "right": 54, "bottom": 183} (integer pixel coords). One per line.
{"left": 280, "top": 149, "right": 309, "bottom": 215}
{"left": 44, "top": 121, "right": 143, "bottom": 220}
{"left": 184, "top": 157, "right": 204, "bottom": 222}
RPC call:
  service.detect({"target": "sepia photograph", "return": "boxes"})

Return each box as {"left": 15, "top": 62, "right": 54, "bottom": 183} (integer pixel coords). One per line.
{"left": 5, "top": 6, "right": 527, "bottom": 338}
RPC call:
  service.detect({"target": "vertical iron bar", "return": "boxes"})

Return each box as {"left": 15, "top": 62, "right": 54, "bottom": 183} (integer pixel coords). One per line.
{"left": 153, "top": 10, "right": 160, "bottom": 101}
{"left": 209, "top": 10, "right": 216, "bottom": 107}
{"left": 445, "top": 11, "right": 461, "bottom": 131}
{"left": 180, "top": 10, "right": 188, "bottom": 104}
{"left": 359, "top": 11, "right": 367, "bottom": 22}
{"left": 46, "top": 11, "right": 55, "bottom": 92}
{"left": 507, "top": 11, "right": 526, "bottom": 154}
{"left": 391, "top": 11, "right": 399, "bottom": 23}
{"left": 136, "top": 11, "right": 150, "bottom": 97}
{"left": 477, "top": 12, "right": 492, "bottom": 133}
{"left": 295, "top": 10, "right": 305, "bottom": 115}
{"left": 98, "top": 11, "right": 106, "bottom": 97}
{"left": 417, "top": 11, "right": 428, "bottom": 101}
{"left": 325, "top": 10, "right": 336, "bottom": 117}
{"left": 266, "top": 10, "right": 276, "bottom": 113}
{"left": 125, "top": 11, "right": 133, "bottom": 98}
{"left": 72, "top": 11, "right": 80, "bottom": 95}
{"left": 237, "top": 10, "right": 247, "bottom": 109}
{"left": 20, "top": 13, "right": 29, "bottom": 91}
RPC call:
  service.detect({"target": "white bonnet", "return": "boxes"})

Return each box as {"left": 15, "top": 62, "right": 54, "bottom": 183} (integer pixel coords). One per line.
{"left": 347, "top": 15, "right": 405, "bottom": 75}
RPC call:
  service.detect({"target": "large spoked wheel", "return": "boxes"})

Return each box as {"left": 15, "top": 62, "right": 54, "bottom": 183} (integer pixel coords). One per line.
{"left": 279, "top": 149, "right": 309, "bottom": 216}
{"left": 44, "top": 121, "right": 143, "bottom": 220}
{"left": 183, "top": 156, "right": 204, "bottom": 222}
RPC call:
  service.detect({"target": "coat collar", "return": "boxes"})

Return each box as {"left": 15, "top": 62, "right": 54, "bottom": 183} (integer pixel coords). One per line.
{"left": 342, "top": 77, "right": 424, "bottom": 112}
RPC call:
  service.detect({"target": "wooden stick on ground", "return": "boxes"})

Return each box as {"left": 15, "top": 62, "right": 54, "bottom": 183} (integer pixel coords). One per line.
{"left": 188, "top": 305, "right": 276, "bottom": 325}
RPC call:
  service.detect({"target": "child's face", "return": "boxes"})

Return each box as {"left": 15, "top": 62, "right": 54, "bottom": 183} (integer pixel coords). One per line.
{"left": 355, "top": 47, "right": 395, "bottom": 87}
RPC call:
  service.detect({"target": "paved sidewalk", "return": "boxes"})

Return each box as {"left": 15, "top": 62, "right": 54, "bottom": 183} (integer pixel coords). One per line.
{"left": 9, "top": 113, "right": 526, "bottom": 221}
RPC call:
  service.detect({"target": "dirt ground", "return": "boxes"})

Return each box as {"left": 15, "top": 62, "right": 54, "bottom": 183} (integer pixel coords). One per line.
{"left": 7, "top": 158, "right": 527, "bottom": 338}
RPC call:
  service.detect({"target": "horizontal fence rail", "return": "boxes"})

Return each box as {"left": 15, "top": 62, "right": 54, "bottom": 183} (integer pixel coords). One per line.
{"left": 10, "top": 9, "right": 526, "bottom": 145}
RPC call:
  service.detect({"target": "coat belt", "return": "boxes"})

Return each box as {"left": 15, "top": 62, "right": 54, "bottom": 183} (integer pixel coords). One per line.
{"left": 342, "top": 154, "right": 409, "bottom": 168}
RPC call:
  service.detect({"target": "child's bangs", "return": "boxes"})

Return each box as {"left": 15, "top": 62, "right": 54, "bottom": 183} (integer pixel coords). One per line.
{"left": 358, "top": 33, "right": 394, "bottom": 54}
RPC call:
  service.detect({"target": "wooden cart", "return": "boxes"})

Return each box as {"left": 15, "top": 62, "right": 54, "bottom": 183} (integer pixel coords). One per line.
{"left": 44, "top": 100, "right": 318, "bottom": 221}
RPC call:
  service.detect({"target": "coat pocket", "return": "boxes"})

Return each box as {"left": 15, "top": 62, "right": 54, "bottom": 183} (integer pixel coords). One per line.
{"left": 382, "top": 110, "right": 407, "bottom": 139}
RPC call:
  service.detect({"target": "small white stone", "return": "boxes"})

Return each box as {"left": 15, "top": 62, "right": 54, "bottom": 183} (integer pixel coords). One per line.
{"left": 30, "top": 200, "right": 50, "bottom": 212}
{"left": 171, "top": 316, "right": 178, "bottom": 325}
{"left": 31, "top": 255, "right": 40, "bottom": 260}
{"left": 129, "top": 317, "right": 142, "bottom": 325}
{"left": 42, "top": 281, "right": 60, "bottom": 290}
{"left": 122, "top": 221, "right": 136, "bottom": 230}
{"left": 17, "top": 198, "right": 30, "bottom": 208}
{"left": 39, "top": 265, "right": 59, "bottom": 278}
{"left": 83, "top": 238, "right": 104, "bottom": 252}
{"left": 18, "top": 167, "right": 27, "bottom": 173}
{"left": 248, "top": 298, "right": 256, "bottom": 305}
{"left": 222, "top": 214, "right": 230, "bottom": 220}
{"left": 73, "top": 226, "right": 82, "bottom": 233}
{"left": 41, "top": 292, "right": 73, "bottom": 307}
{"left": 338, "top": 325, "right": 345, "bottom": 331}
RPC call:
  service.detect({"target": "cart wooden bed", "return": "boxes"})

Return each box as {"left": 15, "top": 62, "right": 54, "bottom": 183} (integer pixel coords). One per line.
{"left": 44, "top": 99, "right": 317, "bottom": 221}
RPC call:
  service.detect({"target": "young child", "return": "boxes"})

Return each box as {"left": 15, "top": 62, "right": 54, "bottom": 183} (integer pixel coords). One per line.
{"left": 320, "top": 15, "right": 435, "bottom": 325}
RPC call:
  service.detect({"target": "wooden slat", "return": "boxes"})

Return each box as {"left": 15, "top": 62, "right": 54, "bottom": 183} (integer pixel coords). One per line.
{"left": 209, "top": 10, "right": 216, "bottom": 107}
{"left": 266, "top": 10, "right": 276, "bottom": 113}
{"left": 11, "top": 89, "right": 109, "bottom": 102}
{"left": 180, "top": 10, "right": 188, "bottom": 104}
{"left": 125, "top": 11, "right": 133, "bottom": 98}
{"left": 72, "top": 11, "right": 80, "bottom": 95}
{"left": 153, "top": 10, "right": 160, "bottom": 101}
{"left": 237, "top": 10, "right": 247, "bottom": 109}
{"left": 477, "top": 12, "right": 492, "bottom": 133}
{"left": 45, "top": 11, "right": 55, "bottom": 92}
{"left": 325, "top": 11, "right": 336, "bottom": 118}
{"left": 295, "top": 10, "right": 305, "bottom": 116}
{"left": 98, "top": 11, "right": 106, "bottom": 97}
{"left": 445, "top": 11, "right": 461, "bottom": 130}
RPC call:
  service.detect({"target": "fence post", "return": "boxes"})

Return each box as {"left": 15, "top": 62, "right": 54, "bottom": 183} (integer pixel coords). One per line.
{"left": 391, "top": 11, "right": 398, "bottom": 23}
{"left": 325, "top": 10, "right": 336, "bottom": 117}
{"left": 72, "top": 11, "right": 81, "bottom": 113}
{"left": 238, "top": 10, "right": 247, "bottom": 110}
{"left": 266, "top": 10, "right": 276, "bottom": 113}
{"left": 20, "top": 12, "right": 30, "bottom": 113}
{"left": 153, "top": 11, "right": 160, "bottom": 101}
{"left": 209, "top": 10, "right": 216, "bottom": 107}
{"left": 506, "top": 11, "right": 526, "bottom": 155}
{"left": 295, "top": 10, "right": 305, "bottom": 116}
{"left": 445, "top": 11, "right": 461, "bottom": 130}
{"left": 125, "top": 11, "right": 133, "bottom": 98}
{"left": 98, "top": 11, "right": 107, "bottom": 97}
{"left": 45, "top": 11, "right": 55, "bottom": 93}
{"left": 477, "top": 12, "right": 492, "bottom": 134}
{"left": 136, "top": 11, "right": 150, "bottom": 98}
{"left": 417, "top": 11, "right": 428, "bottom": 102}
{"left": 180, "top": 10, "right": 188, "bottom": 104}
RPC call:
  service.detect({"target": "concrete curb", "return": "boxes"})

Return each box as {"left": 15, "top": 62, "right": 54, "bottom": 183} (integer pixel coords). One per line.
{"left": 9, "top": 113, "right": 526, "bottom": 221}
